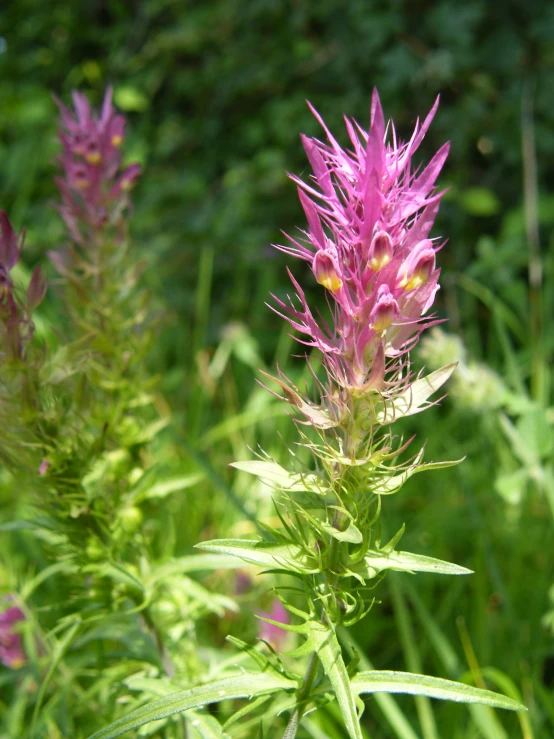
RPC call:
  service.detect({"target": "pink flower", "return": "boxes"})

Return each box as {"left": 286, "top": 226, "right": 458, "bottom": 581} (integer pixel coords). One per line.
{"left": 257, "top": 599, "right": 290, "bottom": 650}
{"left": 54, "top": 88, "right": 141, "bottom": 243}
{"left": 0, "top": 603, "right": 26, "bottom": 669}
{"left": 274, "top": 89, "right": 448, "bottom": 389}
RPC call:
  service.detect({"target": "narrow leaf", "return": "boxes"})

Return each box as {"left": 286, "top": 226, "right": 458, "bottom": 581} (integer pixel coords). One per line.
{"left": 186, "top": 709, "right": 226, "bottom": 738}
{"left": 314, "top": 622, "right": 363, "bottom": 739}
{"left": 86, "top": 673, "right": 297, "bottom": 739}
{"left": 351, "top": 671, "right": 527, "bottom": 711}
{"left": 377, "top": 364, "right": 457, "bottom": 424}
{"left": 352, "top": 550, "right": 473, "bottom": 579}
{"left": 195, "top": 539, "right": 318, "bottom": 574}
{"left": 231, "top": 461, "right": 328, "bottom": 494}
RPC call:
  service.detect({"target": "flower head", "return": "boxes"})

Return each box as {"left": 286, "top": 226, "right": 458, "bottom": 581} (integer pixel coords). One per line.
{"left": 55, "top": 88, "right": 141, "bottom": 242}
{"left": 275, "top": 89, "right": 448, "bottom": 389}
{"left": 0, "top": 603, "right": 26, "bottom": 669}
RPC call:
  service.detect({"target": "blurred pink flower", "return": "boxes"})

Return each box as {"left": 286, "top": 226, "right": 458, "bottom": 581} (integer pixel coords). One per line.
{"left": 257, "top": 599, "right": 290, "bottom": 650}
{"left": 273, "top": 89, "right": 448, "bottom": 390}
{"left": 55, "top": 88, "right": 141, "bottom": 243}
{"left": 0, "top": 603, "right": 26, "bottom": 669}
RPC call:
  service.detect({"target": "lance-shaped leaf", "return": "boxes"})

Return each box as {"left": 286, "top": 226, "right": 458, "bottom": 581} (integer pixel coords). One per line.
{"left": 351, "top": 671, "right": 526, "bottom": 711}
{"left": 315, "top": 621, "right": 364, "bottom": 739}
{"left": 371, "top": 451, "right": 463, "bottom": 495}
{"left": 86, "top": 672, "right": 297, "bottom": 739}
{"left": 321, "top": 517, "right": 363, "bottom": 544}
{"left": 377, "top": 363, "right": 457, "bottom": 424}
{"left": 195, "top": 539, "right": 319, "bottom": 574}
{"left": 350, "top": 549, "right": 473, "bottom": 580}
{"left": 282, "top": 619, "right": 363, "bottom": 739}
{"left": 231, "top": 460, "right": 329, "bottom": 494}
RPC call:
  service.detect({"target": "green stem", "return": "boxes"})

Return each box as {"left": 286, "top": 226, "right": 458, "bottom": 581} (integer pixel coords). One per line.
{"left": 282, "top": 507, "right": 348, "bottom": 736}
{"left": 282, "top": 651, "right": 320, "bottom": 738}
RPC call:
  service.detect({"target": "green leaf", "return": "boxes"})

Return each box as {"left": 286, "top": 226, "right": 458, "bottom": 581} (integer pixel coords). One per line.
{"left": 351, "top": 671, "right": 526, "bottom": 711}
{"left": 195, "top": 539, "right": 318, "bottom": 574}
{"left": 320, "top": 518, "right": 363, "bottom": 544}
{"left": 146, "top": 554, "right": 250, "bottom": 587}
{"left": 313, "top": 621, "right": 363, "bottom": 739}
{"left": 373, "top": 450, "right": 424, "bottom": 494}
{"left": 352, "top": 550, "right": 473, "bottom": 579}
{"left": 186, "top": 709, "right": 226, "bottom": 738}
{"left": 99, "top": 562, "right": 145, "bottom": 592}
{"left": 86, "top": 673, "right": 297, "bottom": 739}
{"left": 222, "top": 695, "right": 271, "bottom": 730}
{"left": 231, "top": 460, "right": 328, "bottom": 494}
{"left": 377, "top": 364, "right": 457, "bottom": 424}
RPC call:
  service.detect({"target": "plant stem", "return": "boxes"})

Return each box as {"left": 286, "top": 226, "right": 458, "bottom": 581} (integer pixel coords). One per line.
{"left": 282, "top": 651, "right": 319, "bottom": 738}
{"left": 282, "top": 505, "right": 347, "bottom": 737}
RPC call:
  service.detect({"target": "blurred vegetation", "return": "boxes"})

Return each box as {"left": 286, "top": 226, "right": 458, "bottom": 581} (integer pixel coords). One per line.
{"left": 1, "top": 1, "right": 553, "bottom": 737}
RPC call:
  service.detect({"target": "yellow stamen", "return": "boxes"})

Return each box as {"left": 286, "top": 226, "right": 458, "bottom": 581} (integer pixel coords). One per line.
{"left": 85, "top": 152, "right": 101, "bottom": 164}
{"left": 400, "top": 272, "right": 426, "bottom": 291}
{"left": 317, "top": 273, "right": 343, "bottom": 292}
{"left": 111, "top": 135, "right": 123, "bottom": 147}
{"left": 370, "top": 252, "right": 392, "bottom": 271}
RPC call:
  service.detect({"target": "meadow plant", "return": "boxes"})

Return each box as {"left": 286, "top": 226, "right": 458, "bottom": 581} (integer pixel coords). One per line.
{"left": 1, "top": 90, "right": 235, "bottom": 737}
{"left": 95, "top": 91, "right": 526, "bottom": 738}
{"left": 0, "top": 600, "right": 26, "bottom": 669}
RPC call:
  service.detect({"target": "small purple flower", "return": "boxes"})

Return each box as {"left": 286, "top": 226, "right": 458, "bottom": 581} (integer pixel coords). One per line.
{"left": 257, "top": 599, "right": 290, "bottom": 650}
{"left": 0, "top": 604, "right": 26, "bottom": 669}
{"left": 54, "top": 88, "right": 141, "bottom": 242}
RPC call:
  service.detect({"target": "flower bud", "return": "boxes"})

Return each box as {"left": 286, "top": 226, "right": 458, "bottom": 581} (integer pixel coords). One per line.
{"left": 84, "top": 140, "right": 101, "bottom": 164}
{"left": 118, "top": 505, "right": 143, "bottom": 533}
{"left": 72, "top": 166, "right": 90, "bottom": 190}
{"left": 109, "top": 115, "right": 125, "bottom": 148}
{"left": 26, "top": 266, "right": 47, "bottom": 314}
{"left": 0, "top": 211, "right": 21, "bottom": 273}
{"left": 370, "top": 285, "right": 398, "bottom": 332}
{"left": 118, "top": 164, "right": 141, "bottom": 192}
{"left": 72, "top": 132, "right": 86, "bottom": 156}
{"left": 399, "top": 241, "right": 436, "bottom": 291}
{"left": 0, "top": 267, "right": 11, "bottom": 300}
{"left": 313, "top": 251, "right": 343, "bottom": 293}
{"left": 368, "top": 231, "right": 393, "bottom": 271}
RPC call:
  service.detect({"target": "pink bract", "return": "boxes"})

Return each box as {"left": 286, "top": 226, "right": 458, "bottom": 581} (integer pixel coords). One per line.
{"left": 55, "top": 88, "right": 141, "bottom": 242}
{"left": 274, "top": 89, "right": 449, "bottom": 389}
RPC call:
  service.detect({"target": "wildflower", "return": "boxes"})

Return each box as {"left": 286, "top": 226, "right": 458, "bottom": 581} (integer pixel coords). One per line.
{"left": 257, "top": 599, "right": 290, "bottom": 650}
{"left": 275, "top": 89, "right": 448, "bottom": 389}
{"left": 55, "top": 88, "right": 141, "bottom": 240}
{"left": 0, "top": 603, "right": 26, "bottom": 669}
